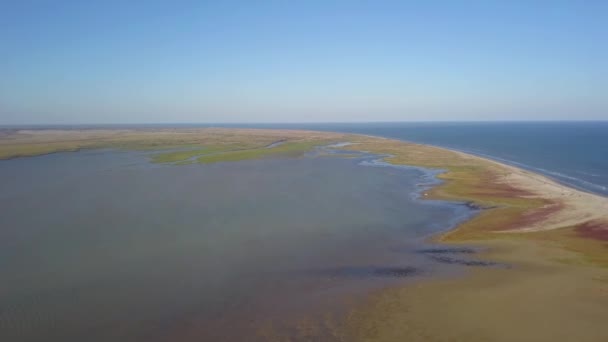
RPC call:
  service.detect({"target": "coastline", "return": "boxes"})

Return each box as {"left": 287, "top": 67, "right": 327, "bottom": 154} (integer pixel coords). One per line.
{"left": 354, "top": 153, "right": 480, "bottom": 240}
{"left": 2, "top": 127, "right": 608, "bottom": 341}
{"left": 340, "top": 135, "right": 608, "bottom": 238}
{"left": 445, "top": 145, "right": 608, "bottom": 197}
{"left": 449, "top": 148, "right": 608, "bottom": 232}
{"left": 336, "top": 134, "right": 608, "bottom": 342}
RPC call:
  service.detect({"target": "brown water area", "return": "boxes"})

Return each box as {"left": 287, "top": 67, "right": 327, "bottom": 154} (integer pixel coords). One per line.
{"left": 0, "top": 149, "right": 481, "bottom": 341}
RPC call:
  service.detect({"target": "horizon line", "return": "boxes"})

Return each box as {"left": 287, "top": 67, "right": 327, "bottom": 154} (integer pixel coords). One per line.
{"left": 2, "top": 119, "right": 608, "bottom": 128}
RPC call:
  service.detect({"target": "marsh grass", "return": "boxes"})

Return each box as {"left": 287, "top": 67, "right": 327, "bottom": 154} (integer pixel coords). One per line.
{"left": 196, "top": 140, "right": 329, "bottom": 163}
{"left": 150, "top": 144, "right": 250, "bottom": 163}
{"left": 508, "top": 227, "right": 608, "bottom": 267}
{"left": 0, "top": 128, "right": 344, "bottom": 161}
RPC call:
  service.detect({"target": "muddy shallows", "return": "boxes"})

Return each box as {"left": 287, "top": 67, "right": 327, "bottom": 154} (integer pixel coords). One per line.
{"left": 0, "top": 150, "right": 475, "bottom": 341}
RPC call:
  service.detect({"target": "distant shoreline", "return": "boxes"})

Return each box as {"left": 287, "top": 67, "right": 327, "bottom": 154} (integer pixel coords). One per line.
{"left": 3, "top": 122, "right": 607, "bottom": 197}
{"left": 2, "top": 126, "right": 605, "bottom": 238}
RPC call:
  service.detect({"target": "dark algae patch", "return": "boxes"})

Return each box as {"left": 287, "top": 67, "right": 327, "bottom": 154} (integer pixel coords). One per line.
{"left": 416, "top": 247, "right": 503, "bottom": 267}
{"left": 415, "top": 247, "right": 476, "bottom": 255}
{"left": 427, "top": 255, "right": 501, "bottom": 267}
{"left": 298, "top": 266, "right": 421, "bottom": 279}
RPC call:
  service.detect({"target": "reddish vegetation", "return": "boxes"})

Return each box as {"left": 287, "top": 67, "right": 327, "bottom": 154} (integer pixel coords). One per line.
{"left": 469, "top": 174, "right": 534, "bottom": 200}
{"left": 576, "top": 220, "right": 608, "bottom": 241}
{"left": 503, "top": 201, "right": 564, "bottom": 231}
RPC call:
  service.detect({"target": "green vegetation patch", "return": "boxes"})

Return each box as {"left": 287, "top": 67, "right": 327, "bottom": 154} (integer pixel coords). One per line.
{"left": 196, "top": 140, "right": 327, "bottom": 164}
{"left": 150, "top": 144, "right": 248, "bottom": 163}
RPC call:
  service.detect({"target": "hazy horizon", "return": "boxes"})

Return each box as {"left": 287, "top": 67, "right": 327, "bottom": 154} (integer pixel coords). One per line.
{"left": 1, "top": 1, "right": 607, "bottom": 124}
{"left": 3, "top": 120, "right": 608, "bottom": 129}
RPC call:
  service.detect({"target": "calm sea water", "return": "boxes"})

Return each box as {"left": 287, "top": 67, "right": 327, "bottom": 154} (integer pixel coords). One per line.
{"left": 0, "top": 148, "right": 474, "bottom": 341}
{"left": 216, "top": 122, "right": 608, "bottom": 197}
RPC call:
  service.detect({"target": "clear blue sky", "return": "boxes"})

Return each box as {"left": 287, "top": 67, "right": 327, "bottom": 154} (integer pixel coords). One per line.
{"left": 1, "top": 0, "right": 607, "bottom": 124}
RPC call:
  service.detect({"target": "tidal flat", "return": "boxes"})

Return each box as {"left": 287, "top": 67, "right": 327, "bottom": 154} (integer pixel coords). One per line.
{"left": 1, "top": 128, "right": 608, "bottom": 341}
{"left": 0, "top": 145, "right": 477, "bottom": 341}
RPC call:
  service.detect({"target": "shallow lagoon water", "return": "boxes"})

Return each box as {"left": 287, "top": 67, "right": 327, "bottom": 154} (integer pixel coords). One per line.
{"left": 0, "top": 149, "right": 476, "bottom": 341}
